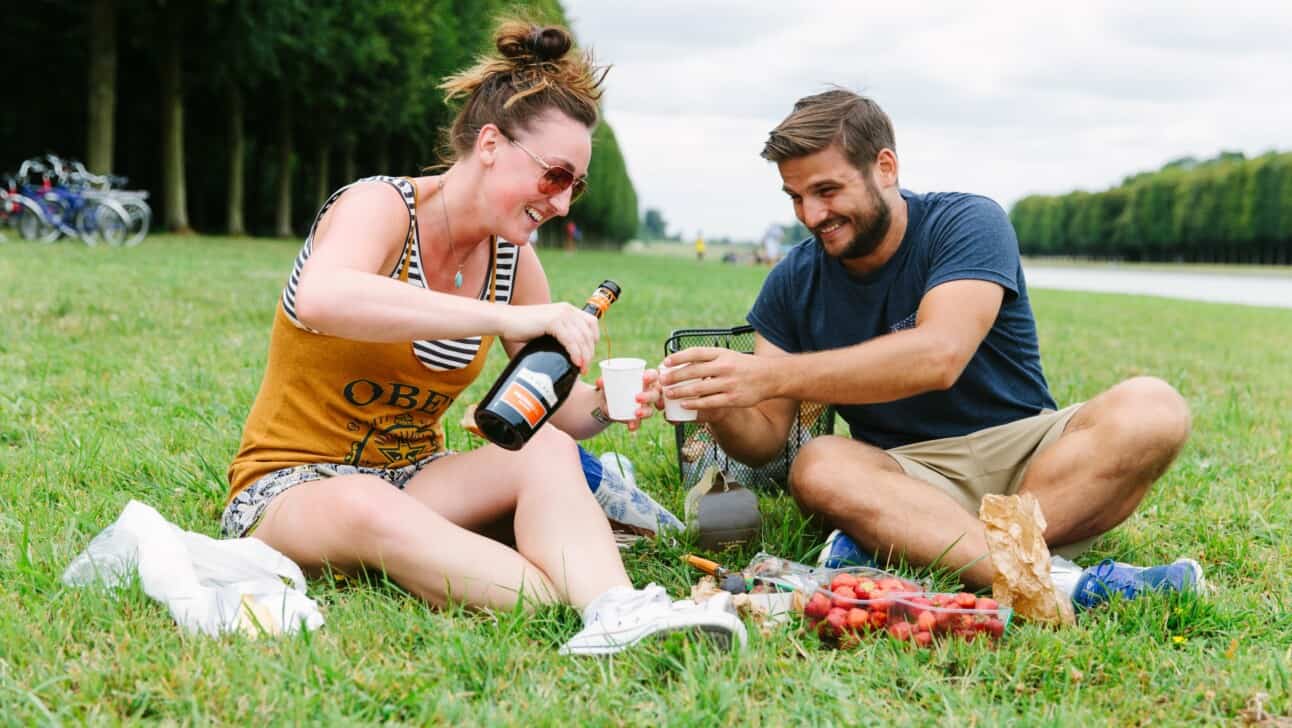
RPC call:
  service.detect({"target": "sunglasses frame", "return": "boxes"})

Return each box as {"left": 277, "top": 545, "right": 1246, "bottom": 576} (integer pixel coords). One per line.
{"left": 505, "top": 135, "right": 588, "bottom": 202}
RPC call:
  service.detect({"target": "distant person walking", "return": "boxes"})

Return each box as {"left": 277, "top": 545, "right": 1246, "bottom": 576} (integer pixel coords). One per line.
{"left": 564, "top": 220, "right": 579, "bottom": 252}
{"left": 761, "top": 223, "right": 784, "bottom": 265}
{"left": 694, "top": 231, "right": 706, "bottom": 261}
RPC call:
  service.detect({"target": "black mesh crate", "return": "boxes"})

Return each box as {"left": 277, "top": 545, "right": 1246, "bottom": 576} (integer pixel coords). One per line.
{"left": 664, "top": 325, "right": 835, "bottom": 492}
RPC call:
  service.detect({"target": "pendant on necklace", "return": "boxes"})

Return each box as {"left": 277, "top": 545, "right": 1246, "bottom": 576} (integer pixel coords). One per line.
{"left": 453, "top": 270, "right": 464, "bottom": 289}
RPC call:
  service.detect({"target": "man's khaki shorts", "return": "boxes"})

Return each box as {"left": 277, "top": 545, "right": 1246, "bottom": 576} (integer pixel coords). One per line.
{"left": 885, "top": 403, "right": 1094, "bottom": 559}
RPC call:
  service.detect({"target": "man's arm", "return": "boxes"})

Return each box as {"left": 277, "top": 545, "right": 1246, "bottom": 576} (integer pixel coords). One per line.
{"left": 693, "top": 335, "right": 801, "bottom": 467}
{"left": 777, "top": 279, "right": 1003, "bottom": 404}
{"left": 664, "top": 278, "right": 1004, "bottom": 420}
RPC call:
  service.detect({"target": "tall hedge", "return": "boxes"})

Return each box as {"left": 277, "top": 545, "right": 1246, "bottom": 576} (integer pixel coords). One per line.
{"left": 1, "top": 0, "right": 639, "bottom": 245}
{"left": 1011, "top": 152, "right": 1292, "bottom": 263}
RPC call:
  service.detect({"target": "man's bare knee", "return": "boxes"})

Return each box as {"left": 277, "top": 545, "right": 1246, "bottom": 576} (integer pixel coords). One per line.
{"left": 789, "top": 436, "right": 900, "bottom": 512}
{"left": 1079, "top": 376, "right": 1191, "bottom": 464}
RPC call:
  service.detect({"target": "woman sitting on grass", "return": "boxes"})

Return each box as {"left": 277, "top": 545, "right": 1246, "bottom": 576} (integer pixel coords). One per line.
{"left": 222, "top": 19, "right": 743, "bottom": 656}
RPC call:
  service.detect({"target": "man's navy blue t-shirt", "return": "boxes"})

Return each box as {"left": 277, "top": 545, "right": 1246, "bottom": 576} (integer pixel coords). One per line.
{"left": 746, "top": 190, "right": 1056, "bottom": 449}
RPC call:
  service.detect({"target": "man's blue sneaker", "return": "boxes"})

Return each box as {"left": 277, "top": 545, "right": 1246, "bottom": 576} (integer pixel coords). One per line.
{"left": 816, "top": 529, "right": 879, "bottom": 569}
{"left": 1071, "top": 558, "right": 1205, "bottom": 609}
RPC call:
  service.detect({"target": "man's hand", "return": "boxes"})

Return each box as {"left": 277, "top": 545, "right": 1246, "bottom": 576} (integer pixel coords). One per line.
{"left": 660, "top": 347, "right": 782, "bottom": 413}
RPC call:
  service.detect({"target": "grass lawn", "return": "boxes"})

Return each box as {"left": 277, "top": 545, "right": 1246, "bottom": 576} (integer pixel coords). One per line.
{"left": 1, "top": 236, "right": 1289, "bottom": 725}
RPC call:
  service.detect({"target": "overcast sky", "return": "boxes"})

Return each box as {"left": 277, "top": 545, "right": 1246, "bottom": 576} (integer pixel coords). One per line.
{"left": 562, "top": 1, "right": 1292, "bottom": 241}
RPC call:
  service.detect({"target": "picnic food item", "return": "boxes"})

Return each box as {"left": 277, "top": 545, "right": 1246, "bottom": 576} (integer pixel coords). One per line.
{"left": 474, "top": 280, "right": 620, "bottom": 450}
{"left": 799, "top": 567, "right": 1011, "bottom": 647}
{"left": 680, "top": 430, "right": 709, "bottom": 462}
{"left": 803, "top": 587, "right": 1012, "bottom": 647}
{"left": 980, "top": 493, "right": 1075, "bottom": 626}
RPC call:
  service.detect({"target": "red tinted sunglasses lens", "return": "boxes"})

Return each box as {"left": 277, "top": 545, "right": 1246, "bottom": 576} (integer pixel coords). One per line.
{"left": 539, "top": 167, "right": 586, "bottom": 201}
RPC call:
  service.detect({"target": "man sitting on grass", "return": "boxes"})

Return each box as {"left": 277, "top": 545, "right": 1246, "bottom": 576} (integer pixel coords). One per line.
{"left": 660, "top": 88, "right": 1204, "bottom": 608}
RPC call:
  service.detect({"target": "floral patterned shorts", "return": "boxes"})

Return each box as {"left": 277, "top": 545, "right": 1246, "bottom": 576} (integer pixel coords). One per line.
{"left": 220, "top": 452, "right": 454, "bottom": 538}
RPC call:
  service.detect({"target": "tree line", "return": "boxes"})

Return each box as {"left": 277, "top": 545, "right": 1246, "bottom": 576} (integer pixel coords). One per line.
{"left": 1010, "top": 151, "right": 1292, "bottom": 264}
{"left": 4, "top": 0, "right": 638, "bottom": 244}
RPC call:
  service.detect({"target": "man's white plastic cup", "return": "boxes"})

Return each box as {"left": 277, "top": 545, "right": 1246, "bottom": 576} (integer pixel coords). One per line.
{"left": 599, "top": 358, "right": 647, "bottom": 421}
{"left": 659, "top": 362, "right": 698, "bottom": 423}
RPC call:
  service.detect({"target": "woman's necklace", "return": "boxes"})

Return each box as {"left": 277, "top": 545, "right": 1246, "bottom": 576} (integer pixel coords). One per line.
{"left": 438, "top": 176, "right": 467, "bottom": 289}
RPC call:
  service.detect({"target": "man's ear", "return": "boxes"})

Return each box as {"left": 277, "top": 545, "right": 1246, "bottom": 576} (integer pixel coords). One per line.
{"left": 874, "top": 148, "right": 899, "bottom": 186}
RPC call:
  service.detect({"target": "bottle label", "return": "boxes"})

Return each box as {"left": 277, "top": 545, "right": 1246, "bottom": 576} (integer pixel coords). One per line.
{"left": 517, "top": 368, "right": 558, "bottom": 406}
{"left": 499, "top": 381, "right": 548, "bottom": 428}
{"left": 585, "top": 287, "right": 617, "bottom": 318}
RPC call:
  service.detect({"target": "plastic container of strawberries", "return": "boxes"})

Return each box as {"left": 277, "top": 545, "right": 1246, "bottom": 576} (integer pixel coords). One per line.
{"left": 883, "top": 593, "right": 1013, "bottom": 646}
{"left": 802, "top": 575, "right": 1014, "bottom": 647}
{"left": 815, "top": 567, "right": 927, "bottom": 597}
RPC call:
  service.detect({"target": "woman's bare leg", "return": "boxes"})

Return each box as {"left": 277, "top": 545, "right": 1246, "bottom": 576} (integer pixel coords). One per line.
{"left": 403, "top": 426, "right": 630, "bottom": 609}
{"left": 252, "top": 475, "right": 561, "bottom": 610}
{"left": 252, "top": 426, "right": 630, "bottom": 610}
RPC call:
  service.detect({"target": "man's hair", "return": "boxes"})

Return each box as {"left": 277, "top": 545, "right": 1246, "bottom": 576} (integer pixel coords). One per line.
{"left": 761, "top": 88, "right": 896, "bottom": 171}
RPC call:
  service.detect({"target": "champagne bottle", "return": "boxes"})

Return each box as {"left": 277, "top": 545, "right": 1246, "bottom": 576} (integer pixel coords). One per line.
{"left": 474, "top": 280, "right": 621, "bottom": 450}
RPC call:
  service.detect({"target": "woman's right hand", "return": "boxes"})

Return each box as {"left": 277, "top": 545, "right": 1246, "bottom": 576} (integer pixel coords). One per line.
{"left": 503, "top": 303, "right": 600, "bottom": 372}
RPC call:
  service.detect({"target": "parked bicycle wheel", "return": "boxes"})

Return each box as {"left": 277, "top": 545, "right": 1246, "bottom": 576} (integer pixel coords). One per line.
{"left": 118, "top": 197, "right": 151, "bottom": 246}
{"left": 92, "top": 200, "right": 130, "bottom": 247}
{"left": 12, "top": 196, "right": 56, "bottom": 242}
{"left": 36, "top": 194, "right": 68, "bottom": 243}
{"left": 74, "top": 199, "right": 128, "bottom": 246}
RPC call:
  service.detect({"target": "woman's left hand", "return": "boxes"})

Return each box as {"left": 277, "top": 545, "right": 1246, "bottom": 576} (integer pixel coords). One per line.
{"left": 594, "top": 372, "right": 661, "bottom": 432}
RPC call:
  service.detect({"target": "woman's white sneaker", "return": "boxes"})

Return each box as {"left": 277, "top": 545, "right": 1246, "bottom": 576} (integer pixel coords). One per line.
{"left": 559, "top": 584, "right": 748, "bottom": 656}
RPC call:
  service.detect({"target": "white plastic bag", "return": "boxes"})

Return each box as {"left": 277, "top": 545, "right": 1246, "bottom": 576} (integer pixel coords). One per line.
{"left": 62, "top": 500, "right": 324, "bottom": 637}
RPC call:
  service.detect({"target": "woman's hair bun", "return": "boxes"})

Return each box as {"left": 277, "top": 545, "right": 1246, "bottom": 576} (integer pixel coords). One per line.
{"left": 438, "top": 18, "right": 607, "bottom": 163}
{"left": 497, "top": 23, "right": 572, "bottom": 63}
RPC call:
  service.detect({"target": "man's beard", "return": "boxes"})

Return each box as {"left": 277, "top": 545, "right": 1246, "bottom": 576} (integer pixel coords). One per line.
{"left": 816, "top": 179, "right": 892, "bottom": 260}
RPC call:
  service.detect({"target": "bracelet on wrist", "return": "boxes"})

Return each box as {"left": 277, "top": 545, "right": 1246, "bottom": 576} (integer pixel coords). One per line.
{"left": 590, "top": 407, "right": 613, "bottom": 425}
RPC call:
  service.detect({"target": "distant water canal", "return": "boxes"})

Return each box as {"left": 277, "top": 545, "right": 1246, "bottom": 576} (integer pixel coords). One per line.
{"left": 1023, "top": 266, "right": 1292, "bottom": 309}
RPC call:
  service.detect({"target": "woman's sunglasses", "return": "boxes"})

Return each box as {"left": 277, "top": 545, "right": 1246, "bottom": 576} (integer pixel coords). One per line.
{"left": 506, "top": 135, "right": 588, "bottom": 203}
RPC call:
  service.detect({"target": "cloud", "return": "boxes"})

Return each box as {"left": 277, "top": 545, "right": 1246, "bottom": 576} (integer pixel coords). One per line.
{"left": 565, "top": 1, "right": 1292, "bottom": 240}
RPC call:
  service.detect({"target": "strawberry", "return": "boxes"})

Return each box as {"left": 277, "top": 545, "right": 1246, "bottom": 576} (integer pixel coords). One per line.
{"left": 804, "top": 592, "right": 831, "bottom": 620}
{"left": 847, "top": 608, "right": 869, "bottom": 632}
{"left": 888, "top": 621, "right": 914, "bottom": 641}
{"left": 984, "top": 617, "right": 1006, "bottom": 639}
{"left": 914, "top": 630, "right": 933, "bottom": 648}
{"left": 916, "top": 611, "right": 937, "bottom": 633}
{"left": 830, "top": 573, "right": 859, "bottom": 592}
{"left": 954, "top": 592, "right": 978, "bottom": 609}
{"left": 975, "top": 597, "right": 999, "bottom": 612}
{"left": 824, "top": 607, "right": 848, "bottom": 637}
{"left": 833, "top": 586, "right": 857, "bottom": 603}
{"left": 855, "top": 578, "right": 877, "bottom": 597}
{"left": 870, "top": 609, "right": 888, "bottom": 629}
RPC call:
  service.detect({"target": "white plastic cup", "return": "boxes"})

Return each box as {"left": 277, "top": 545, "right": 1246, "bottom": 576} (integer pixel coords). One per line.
{"left": 599, "top": 358, "right": 647, "bottom": 421}
{"left": 659, "top": 362, "right": 698, "bottom": 423}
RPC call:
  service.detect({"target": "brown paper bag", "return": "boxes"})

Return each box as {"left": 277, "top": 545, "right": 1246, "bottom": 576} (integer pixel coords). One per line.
{"left": 980, "top": 493, "right": 1075, "bottom": 627}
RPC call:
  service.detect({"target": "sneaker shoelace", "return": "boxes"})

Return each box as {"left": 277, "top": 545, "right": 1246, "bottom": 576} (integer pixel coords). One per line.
{"left": 1085, "top": 558, "right": 1150, "bottom": 600}
{"left": 586, "top": 584, "right": 670, "bottom": 627}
